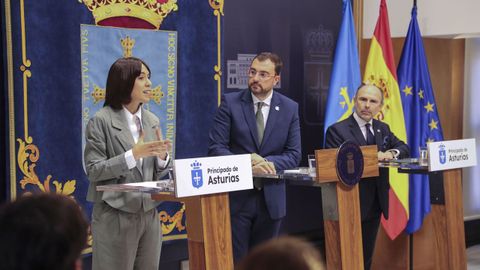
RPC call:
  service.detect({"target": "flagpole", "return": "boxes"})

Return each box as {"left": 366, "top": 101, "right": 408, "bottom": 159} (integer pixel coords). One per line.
{"left": 410, "top": 2, "right": 416, "bottom": 269}
{"left": 410, "top": 234, "right": 413, "bottom": 270}
{"left": 352, "top": 0, "right": 363, "bottom": 60}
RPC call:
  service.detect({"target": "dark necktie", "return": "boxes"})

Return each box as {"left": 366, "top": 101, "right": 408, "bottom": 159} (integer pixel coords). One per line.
{"left": 256, "top": 102, "right": 264, "bottom": 144}
{"left": 365, "top": 123, "right": 375, "bottom": 145}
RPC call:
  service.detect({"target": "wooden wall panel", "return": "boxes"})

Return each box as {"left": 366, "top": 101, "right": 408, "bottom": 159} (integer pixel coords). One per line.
{"left": 422, "top": 38, "right": 465, "bottom": 140}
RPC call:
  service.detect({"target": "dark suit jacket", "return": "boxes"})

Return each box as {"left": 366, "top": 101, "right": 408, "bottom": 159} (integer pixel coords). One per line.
{"left": 325, "top": 114, "right": 409, "bottom": 220}
{"left": 208, "top": 89, "right": 301, "bottom": 219}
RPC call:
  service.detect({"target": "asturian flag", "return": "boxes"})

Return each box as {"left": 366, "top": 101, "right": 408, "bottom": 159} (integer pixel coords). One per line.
{"left": 364, "top": 0, "right": 409, "bottom": 240}
{"left": 397, "top": 5, "right": 444, "bottom": 234}
{"left": 323, "top": 0, "right": 361, "bottom": 140}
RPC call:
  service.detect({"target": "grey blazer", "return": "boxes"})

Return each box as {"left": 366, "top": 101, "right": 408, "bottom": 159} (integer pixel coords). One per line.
{"left": 84, "top": 106, "right": 168, "bottom": 213}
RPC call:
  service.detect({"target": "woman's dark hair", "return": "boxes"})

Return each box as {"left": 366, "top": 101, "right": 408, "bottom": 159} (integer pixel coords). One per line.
{"left": 104, "top": 57, "right": 151, "bottom": 110}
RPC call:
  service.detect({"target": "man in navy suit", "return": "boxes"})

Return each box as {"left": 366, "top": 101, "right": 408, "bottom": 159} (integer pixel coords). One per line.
{"left": 208, "top": 52, "right": 301, "bottom": 262}
{"left": 325, "top": 83, "right": 409, "bottom": 270}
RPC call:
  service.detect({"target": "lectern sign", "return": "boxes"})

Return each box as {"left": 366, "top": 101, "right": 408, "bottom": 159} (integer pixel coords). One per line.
{"left": 428, "top": 138, "right": 477, "bottom": 171}
{"left": 173, "top": 154, "right": 253, "bottom": 197}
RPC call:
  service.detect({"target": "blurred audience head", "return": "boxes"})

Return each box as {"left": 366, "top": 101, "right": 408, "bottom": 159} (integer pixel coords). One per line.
{"left": 236, "top": 236, "right": 325, "bottom": 270}
{"left": 0, "top": 193, "right": 89, "bottom": 270}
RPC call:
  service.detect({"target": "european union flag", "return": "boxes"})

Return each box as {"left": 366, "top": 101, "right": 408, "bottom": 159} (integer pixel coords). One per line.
{"left": 323, "top": 0, "right": 361, "bottom": 140}
{"left": 397, "top": 6, "right": 444, "bottom": 233}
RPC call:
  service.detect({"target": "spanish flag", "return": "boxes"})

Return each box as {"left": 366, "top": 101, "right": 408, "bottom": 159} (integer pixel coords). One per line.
{"left": 364, "top": 0, "right": 409, "bottom": 240}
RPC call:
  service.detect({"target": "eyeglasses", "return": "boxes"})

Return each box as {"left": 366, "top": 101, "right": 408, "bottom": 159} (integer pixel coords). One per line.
{"left": 248, "top": 69, "right": 275, "bottom": 81}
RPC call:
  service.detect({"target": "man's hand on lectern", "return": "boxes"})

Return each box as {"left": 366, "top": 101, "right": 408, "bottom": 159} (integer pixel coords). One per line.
{"left": 377, "top": 151, "right": 395, "bottom": 161}
{"left": 251, "top": 153, "right": 265, "bottom": 166}
{"left": 251, "top": 153, "right": 276, "bottom": 174}
{"left": 252, "top": 161, "right": 276, "bottom": 175}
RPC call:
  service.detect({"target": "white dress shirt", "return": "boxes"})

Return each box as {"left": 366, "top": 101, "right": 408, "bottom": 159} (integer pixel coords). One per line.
{"left": 122, "top": 106, "right": 168, "bottom": 170}
{"left": 251, "top": 91, "right": 273, "bottom": 128}
{"left": 353, "top": 112, "right": 374, "bottom": 142}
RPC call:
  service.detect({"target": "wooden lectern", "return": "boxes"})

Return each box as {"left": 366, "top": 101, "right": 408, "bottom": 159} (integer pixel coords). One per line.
{"left": 149, "top": 153, "right": 255, "bottom": 270}
{"left": 372, "top": 168, "right": 467, "bottom": 269}
{"left": 151, "top": 193, "right": 233, "bottom": 270}
{"left": 314, "top": 145, "right": 379, "bottom": 270}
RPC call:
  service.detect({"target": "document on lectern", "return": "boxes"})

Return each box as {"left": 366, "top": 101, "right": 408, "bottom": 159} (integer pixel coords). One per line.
{"left": 173, "top": 154, "right": 253, "bottom": 197}
{"left": 96, "top": 180, "right": 174, "bottom": 193}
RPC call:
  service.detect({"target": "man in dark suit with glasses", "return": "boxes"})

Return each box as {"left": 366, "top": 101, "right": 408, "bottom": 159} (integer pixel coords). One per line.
{"left": 209, "top": 52, "right": 301, "bottom": 262}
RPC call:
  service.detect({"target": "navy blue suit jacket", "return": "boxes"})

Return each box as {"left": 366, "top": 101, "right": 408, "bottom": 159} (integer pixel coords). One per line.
{"left": 325, "top": 114, "right": 409, "bottom": 220}
{"left": 208, "top": 89, "right": 301, "bottom": 219}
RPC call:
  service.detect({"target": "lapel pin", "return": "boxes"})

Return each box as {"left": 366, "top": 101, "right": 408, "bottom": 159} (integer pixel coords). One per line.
{"left": 377, "top": 129, "right": 380, "bottom": 133}
{"left": 275, "top": 106, "right": 280, "bottom": 111}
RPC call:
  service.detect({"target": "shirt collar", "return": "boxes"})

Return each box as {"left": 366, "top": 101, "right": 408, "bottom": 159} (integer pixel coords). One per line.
{"left": 123, "top": 106, "right": 142, "bottom": 123}
{"left": 353, "top": 112, "right": 372, "bottom": 128}
{"left": 251, "top": 91, "right": 273, "bottom": 107}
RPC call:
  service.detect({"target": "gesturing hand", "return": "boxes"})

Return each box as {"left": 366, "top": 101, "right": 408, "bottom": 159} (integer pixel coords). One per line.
{"left": 132, "top": 129, "right": 171, "bottom": 160}
{"left": 155, "top": 127, "right": 171, "bottom": 160}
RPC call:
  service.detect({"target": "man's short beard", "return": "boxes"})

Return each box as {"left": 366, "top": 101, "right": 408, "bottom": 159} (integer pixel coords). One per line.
{"left": 249, "top": 83, "right": 262, "bottom": 91}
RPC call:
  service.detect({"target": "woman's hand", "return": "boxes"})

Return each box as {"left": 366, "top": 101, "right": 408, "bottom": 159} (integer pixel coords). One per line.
{"left": 132, "top": 130, "right": 171, "bottom": 160}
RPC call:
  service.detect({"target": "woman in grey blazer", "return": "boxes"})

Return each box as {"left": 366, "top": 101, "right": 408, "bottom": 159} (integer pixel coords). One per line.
{"left": 84, "top": 57, "right": 171, "bottom": 270}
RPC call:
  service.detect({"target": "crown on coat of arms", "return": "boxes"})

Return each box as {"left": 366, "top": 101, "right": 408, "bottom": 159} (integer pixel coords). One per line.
{"left": 81, "top": 0, "right": 178, "bottom": 29}
{"left": 305, "top": 25, "right": 334, "bottom": 58}
{"left": 190, "top": 161, "right": 202, "bottom": 170}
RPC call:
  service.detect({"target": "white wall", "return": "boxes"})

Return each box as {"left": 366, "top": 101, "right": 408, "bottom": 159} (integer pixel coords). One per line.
{"left": 463, "top": 38, "right": 480, "bottom": 220}
{"left": 363, "top": 0, "right": 480, "bottom": 38}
